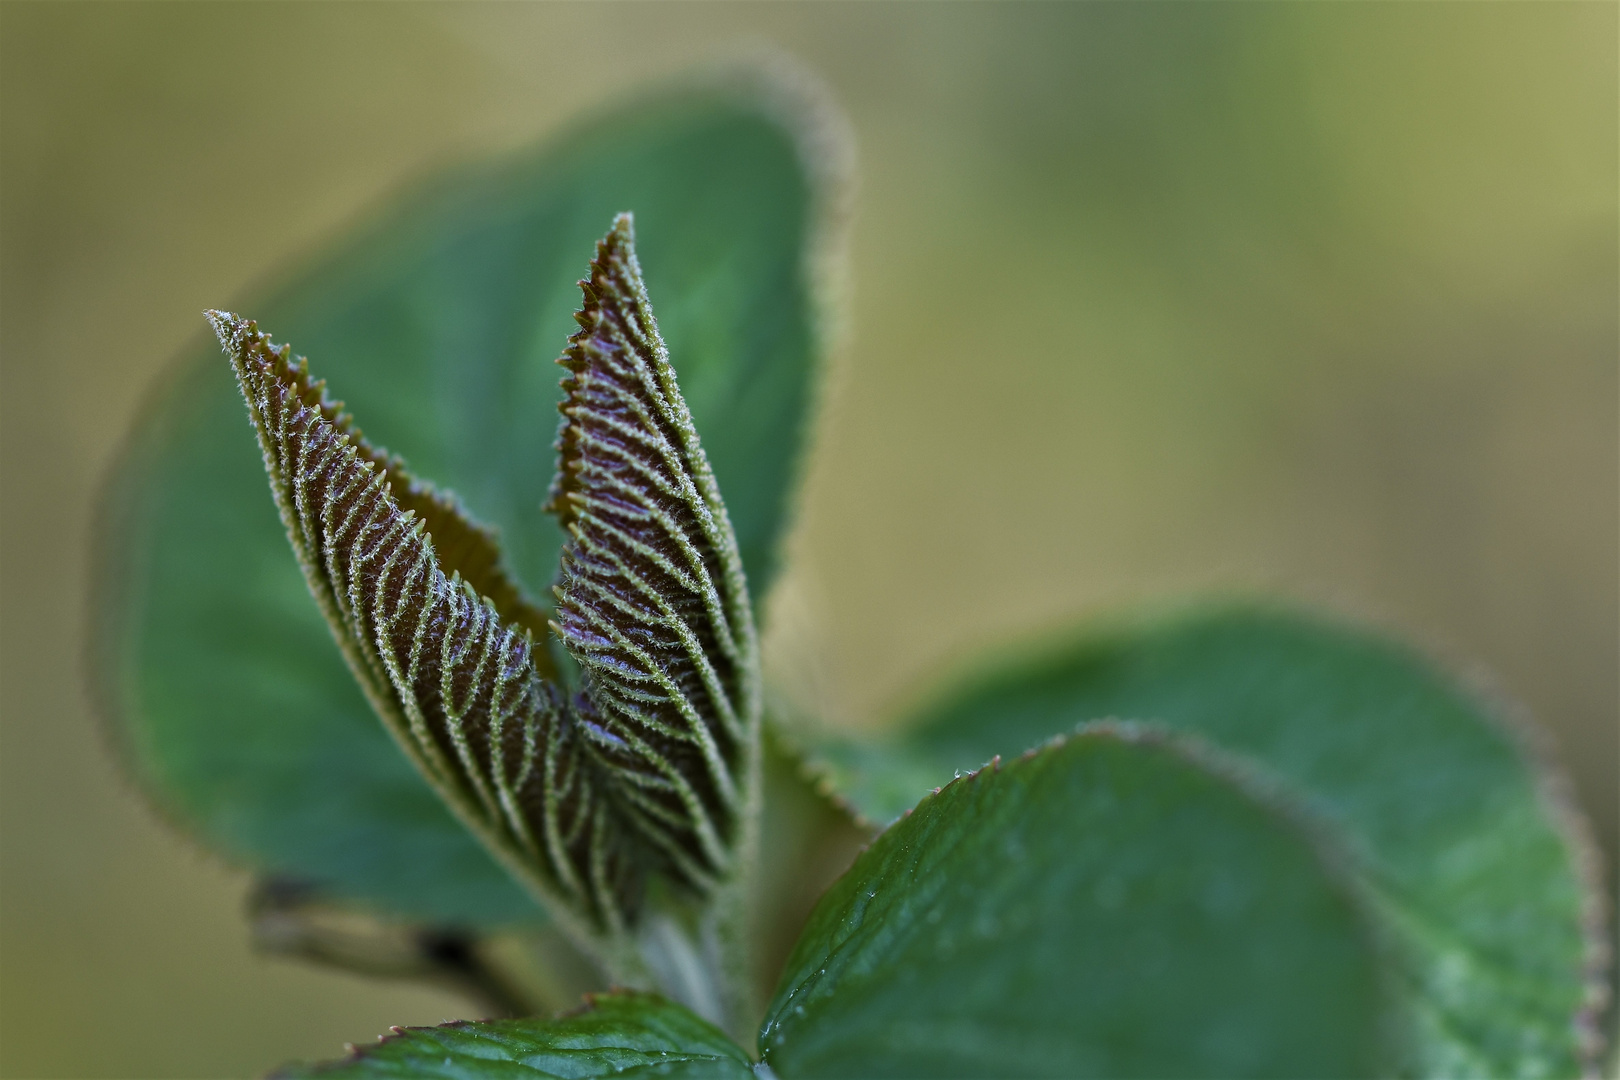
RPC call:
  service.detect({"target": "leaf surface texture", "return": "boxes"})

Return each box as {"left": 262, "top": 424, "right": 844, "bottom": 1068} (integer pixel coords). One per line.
{"left": 800, "top": 602, "right": 1607, "bottom": 1076}
{"left": 547, "top": 216, "right": 759, "bottom": 898}
{"left": 274, "top": 991, "right": 754, "bottom": 1079}
{"left": 208, "top": 218, "right": 757, "bottom": 933}
{"left": 214, "top": 312, "right": 625, "bottom": 929}
{"left": 762, "top": 728, "right": 1395, "bottom": 1078}
{"left": 93, "top": 83, "right": 836, "bottom": 925}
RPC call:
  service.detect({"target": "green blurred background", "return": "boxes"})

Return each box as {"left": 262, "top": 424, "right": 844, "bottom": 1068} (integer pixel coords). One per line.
{"left": 1, "top": 4, "right": 1614, "bottom": 1076}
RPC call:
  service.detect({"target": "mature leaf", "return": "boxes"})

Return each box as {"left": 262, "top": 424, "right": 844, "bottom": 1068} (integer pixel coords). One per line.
{"left": 547, "top": 214, "right": 759, "bottom": 899}
{"left": 802, "top": 602, "right": 1606, "bottom": 1077}
{"left": 92, "top": 77, "right": 842, "bottom": 925}
{"left": 761, "top": 726, "right": 1396, "bottom": 1079}
{"left": 275, "top": 991, "right": 755, "bottom": 1079}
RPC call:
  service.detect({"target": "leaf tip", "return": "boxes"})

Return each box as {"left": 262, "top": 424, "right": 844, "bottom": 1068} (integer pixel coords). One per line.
{"left": 204, "top": 309, "right": 247, "bottom": 353}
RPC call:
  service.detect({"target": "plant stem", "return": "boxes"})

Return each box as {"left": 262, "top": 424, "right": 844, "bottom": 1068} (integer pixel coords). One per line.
{"left": 247, "top": 878, "right": 536, "bottom": 1018}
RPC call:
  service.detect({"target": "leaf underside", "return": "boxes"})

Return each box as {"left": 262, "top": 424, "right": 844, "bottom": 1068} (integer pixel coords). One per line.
{"left": 211, "top": 217, "right": 757, "bottom": 936}
{"left": 94, "top": 86, "right": 828, "bottom": 927}
{"left": 547, "top": 214, "right": 759, "bottom": 905}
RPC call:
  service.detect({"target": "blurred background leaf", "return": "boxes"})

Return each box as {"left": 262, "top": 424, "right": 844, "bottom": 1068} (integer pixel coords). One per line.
{"left": 1, "top": 4, "right": 1612, "bottom": 1077}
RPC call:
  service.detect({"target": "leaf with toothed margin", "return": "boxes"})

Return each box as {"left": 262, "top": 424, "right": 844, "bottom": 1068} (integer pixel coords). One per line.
{"left": 759, "top": 727, "right": 1400, "bottom": 1079}
{"left": 92, "top": 78, "right": 843, "bottom": 926}
{"left": 273, "top": 991, "right": 755, "bottom": 1079}
{"left": 547, "top": 214, "right": 760, "bottom": 906}
{"left": 211, "top": 218, "right": 761, "bottom": 939}
{"left": 212, "top": 311, "right": 637, "bottom": 937}
{"left": 799, "top": 602, "right": 1609, "bottom": 1077}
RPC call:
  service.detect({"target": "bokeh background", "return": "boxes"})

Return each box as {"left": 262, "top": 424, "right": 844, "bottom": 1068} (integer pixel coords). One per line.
{"left": 2, "top": 4, "right": 1614, "bottom": 1077}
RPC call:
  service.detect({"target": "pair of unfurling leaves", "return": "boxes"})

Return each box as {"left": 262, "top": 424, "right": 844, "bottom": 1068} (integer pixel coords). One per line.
{"left": 209, "top": 214, "right": 759, "bottom": 944}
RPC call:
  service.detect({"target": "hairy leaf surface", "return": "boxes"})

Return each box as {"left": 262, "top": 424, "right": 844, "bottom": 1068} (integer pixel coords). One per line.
{"left": 212, "top": 312, "right": 630, "bottom": 934}
{"left": 274, "top": 991, "right": 755, "bottom": 1079}
{"left": 93, "top": 80, "right": 843, "bottom": 925}
{"left": 548, "top": 215, "right": 759, "bottom": 897}
{"left": 213, "top": 213, "right": 759, "bottom": 941}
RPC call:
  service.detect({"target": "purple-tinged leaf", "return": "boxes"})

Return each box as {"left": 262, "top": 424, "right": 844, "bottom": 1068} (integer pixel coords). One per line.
{"left": 548, "top": 214, "right": 760, "bottom": 899}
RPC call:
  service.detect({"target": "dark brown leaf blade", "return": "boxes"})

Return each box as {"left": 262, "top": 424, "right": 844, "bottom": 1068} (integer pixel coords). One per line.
{"left": 548, "top": 213, "right": 761, "bottom": 899}
{"left": 209, "top": 312, "right": 637, "bottom": 941}
{"left": 226, "top": 324, "right": 556, "bottom": 652}
{"left": 207, "top": 219, "right": 763, "bottom": 977}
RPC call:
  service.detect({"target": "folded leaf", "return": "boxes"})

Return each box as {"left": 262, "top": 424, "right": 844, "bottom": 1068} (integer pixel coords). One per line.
{"left": 213, "top": 312, "right": 625, "bottom": 937}
{"left": 274, "top": 991, "right": 755, "bottom": 1079}
{"left": 547, "top": 214, "right": 759, "bottom": 899}
{"left": 801, "top": 602, "right": 1606, "bottom": 1076}
{"left": 762, "top": 727, "right": 1397, "bottom": 1078}
{"left": 213, "top": 338, "right": 553, "bottom": 650}
{"left": 93, "top": 79, "right": 841, "bottom": 926}
{"left": 213, "top": 213, "right": 760, "bottom": 947}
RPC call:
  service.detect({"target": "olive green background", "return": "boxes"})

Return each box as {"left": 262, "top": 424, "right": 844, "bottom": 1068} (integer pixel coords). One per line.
{"left": 2, "top": 4, "right": 1614, "bottom": 1077}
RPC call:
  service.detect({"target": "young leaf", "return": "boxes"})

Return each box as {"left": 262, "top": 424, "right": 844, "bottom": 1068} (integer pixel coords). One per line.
{"left": 760, "top": 726, "right": 1398, "bottom": 1079}
{"left": 210, "top": 311, "right": 628, "bottom": 938}
{"left": 92, "top": 79, "right": 842, "bottom": 927}
{"left": 547, "top": 214, "right": 760, "bottom": 898}
{"left": 213, "top": 215, "right": 761, "bottom": 960}
{"left": 273, "top": 991, "right": 755, "bottom": 1079}
{"left": 800, "top": 602, "right": 1607, "bottom": 1076}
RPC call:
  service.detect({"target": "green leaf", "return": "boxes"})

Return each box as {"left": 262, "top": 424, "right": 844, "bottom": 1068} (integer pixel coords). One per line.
{"left": 275, "top": 991, "right": 756, "bottom": 1079}
{"left": 750, "top": 725, "right": 872, "bottom": 1012}
{"left": 803, "top": 602, "right": 1605, "bottom": 1076}
{"left": 92, "top": 76, "right": 841, "bottom": 926}
{"left": 761, "top": 727, "right": 1397, "bottom": 1079}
